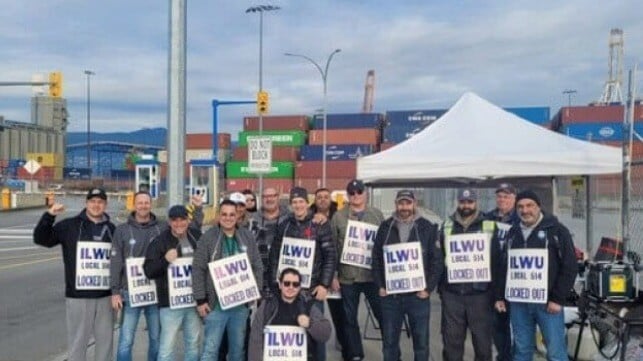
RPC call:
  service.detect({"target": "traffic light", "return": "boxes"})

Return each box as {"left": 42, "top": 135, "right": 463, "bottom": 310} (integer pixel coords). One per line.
{"left": 49, "top": 71, "right": 63, "bottom": 98}
{"left": 257, "top": 90, "right": 269, "bottom": 115}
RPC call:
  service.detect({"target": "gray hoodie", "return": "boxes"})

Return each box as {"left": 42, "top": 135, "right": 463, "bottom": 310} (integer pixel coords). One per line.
{"left": 110, "top": 212, "right": 165, "bottom": 295}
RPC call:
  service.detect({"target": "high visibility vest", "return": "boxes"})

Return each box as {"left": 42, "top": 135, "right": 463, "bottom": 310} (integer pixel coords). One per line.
{"left": 443, "top": 219, "right": 495, "bottom": 237}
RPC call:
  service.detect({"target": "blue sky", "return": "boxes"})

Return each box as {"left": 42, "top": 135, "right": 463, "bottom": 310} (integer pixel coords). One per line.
{"left": 0, "top": 1, "right": 641, "bottom": 138}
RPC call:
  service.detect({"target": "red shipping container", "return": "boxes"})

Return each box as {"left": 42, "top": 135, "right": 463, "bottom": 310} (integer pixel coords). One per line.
{"left": 380, "top": 142, "right": 396, "bottom": 151}
{"left": 600, "top": 141, "right": 643, "bottom": 158}
{"left": 308, "top": 129, "right": 379, "bottom": 145}
{"left": 186, "top": 133, "right": 231, "bottom": 149}
{"left": 232, "top": 146, "right": 300, "bottom": 161}
{"left": 294, "top": 161, "right": 356, "bottom": 179}
{"left": 294, "top": 177, "right": 354, "bottom": 192}
{"left": 560, "top": 105, "right": 643, "bottom": 124}
{"left": 225, "top": 178, "right": 294, "bottom": 194}
{"left": 243, "top": 115, "right": 309, "bottom": 131}
{"left": 17, "top": 166, "right": 56, "bottom": 179}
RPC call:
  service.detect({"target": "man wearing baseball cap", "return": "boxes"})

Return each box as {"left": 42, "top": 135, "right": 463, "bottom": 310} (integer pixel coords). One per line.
{"left": 494, "top": 190, "right": 577, "bottom": 361}
{"left": 34, "top": 188, "right": 116, "bottom": 361}
{"left": 439, "top": 188, "right": 498, "bottom": 361}
{"left": 372, "top": 189, "right": 443, "bottom": 361}
{"left": 485, "top": 183, "right": 519, "bottom": 361}
{"left": 330, "top": 179, "right": 385, "bottom": 360}
{"left": 269, "top": 187, "right": 336, "bottom": 361}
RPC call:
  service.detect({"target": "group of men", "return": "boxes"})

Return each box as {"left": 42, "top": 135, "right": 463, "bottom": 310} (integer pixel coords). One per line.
{"left": 34, "top": 180, "right": 577, "bottom": 361}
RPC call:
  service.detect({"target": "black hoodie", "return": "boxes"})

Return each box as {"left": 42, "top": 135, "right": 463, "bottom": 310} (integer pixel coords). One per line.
{"left": 34, "top": 210, "right": 115, "bottom": 298}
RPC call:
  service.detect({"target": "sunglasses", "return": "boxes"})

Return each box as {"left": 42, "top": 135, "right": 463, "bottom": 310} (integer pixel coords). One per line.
{"left": 262, "top": 194, "right": 278, "bottom": 198}
{"left": 282, "top": 281, "right": 301, "bottom": 288}
{"left": 348, "top": 190, "right": 364, "bottom": 196}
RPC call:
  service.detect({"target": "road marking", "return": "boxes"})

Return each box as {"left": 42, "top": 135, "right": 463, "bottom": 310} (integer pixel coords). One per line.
{"left": 0, "top": 235, "right": 33, "bottom": 239}
{"left": 0, "top": 246, "right": 39, "bottom": 252}
{"left": 0, "top": 256, "right": 59, "bottom": 270}
{"left": 0, "top": 252, "right": 58, "bottom": 261}
{"left": 0, "top": 228, "right": 34, "bottom": 232}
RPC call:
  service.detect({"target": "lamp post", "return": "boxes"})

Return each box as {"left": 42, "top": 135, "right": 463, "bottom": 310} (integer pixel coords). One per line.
{"left": 246, "top": 5, "right": 280, "bottom": 197}
{"left": 285, "top": 49, "right": 341, "bottom": 187}
{"left": 84, "top": 70, "right": 95, "bottom": 176}
{"left": 563, "top": 89, "right": 577, "bottom": 107}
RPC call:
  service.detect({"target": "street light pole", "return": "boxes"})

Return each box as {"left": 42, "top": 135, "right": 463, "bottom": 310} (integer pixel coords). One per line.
{"left": 84, "top": 70, "right": 95, "bottom": 176}
{"left": 246, "top": 5, "right": 279, "bottom": 198}
{"left": 563, "top": 89, "right": 577, "bottom": 107}
{"left": 285, "top": 49, "right": 341, "bottom": 187}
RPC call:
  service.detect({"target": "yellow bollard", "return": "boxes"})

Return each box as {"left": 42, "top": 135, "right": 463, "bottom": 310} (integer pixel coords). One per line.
{"left": 125, "top": 191, "right": 135, "bottom": 211}
{"left": 1, "top": 188, "right": 10, "bottom": 209}
{"left": 336, "top": 192, "right": 345, "bottom": 210}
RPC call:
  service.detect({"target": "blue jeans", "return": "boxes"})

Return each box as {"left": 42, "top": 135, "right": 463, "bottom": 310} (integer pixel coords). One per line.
{"left": 158, "top": 307, "right": 202, "bottom": 361}
{"left": 116, "top": 293, "right": 160, "bottom": 361}
{"left": 510, "top": 302, "right": 567, "bottom": 361}
{"left": 201, "top": 306, "right": 250, "bottom": 361}
{"left": 381, "top": 293, "right": 430, "bottom": 361}
{"left": 341, "top": 282, "right": 383, "bottom": 360}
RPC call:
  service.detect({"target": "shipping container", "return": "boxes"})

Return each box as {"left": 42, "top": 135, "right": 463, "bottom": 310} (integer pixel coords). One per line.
{"left": 308, "top": 129, "right": 379, "bottom": 145}
{"left": 226, "top": 161, "right": 294, "bottom": 179}
{"left": 294, "top": 160, "right": 356, "bottom": 179}
{"left": 225, "top": 178, "right": 294, "bottom": 194}
{"left": 64, "top": 167, "right": 92, "bottom": 180}
{"left": 8, "top": 159, "right": 26, "bottom": 168}
{"left": 599, "top": 141, "right": 643, "bottom": 158}
{"left": 312, "top": 113, "right": 383, "bottom": 129}
{"left": 299, "top": 145, "right": 374, "bottom": 161}
{"left": 238, "top": 130, "right": 307, "bottom": 147}
{"left": 157, "top": 149, "right": 230, "bottom": 164}
{"left": 26, "top": 152, "right": 64, "bottom": 167}
{"left": 554, "top": 105, "right": 643, "bottom": 125}
{"left": 232, "top": 146, "right": 299, "bottom": 162}
{"left": 17, "top": 165, "right": 62, "bottom": 180}
{"left": 243, "top": 115, "right": 309, "bottom": 131}
{"left": 294, "top": 177, "right": 354, "bottom": 193}
{"left": 380, "top": 142, "right": 396, "bottom": 151}
{"left": 186, "top": 133, "right": 231, "bottom": 149}
{"left": 383, "top": 124, "right": 429, "bottom": 144}
{"left": 504, "top": 107, "right": 551, "bottom": 124}
{"left": 559, "top": 123, "right": 643, "bottom": 142}
{"left": 385, "top": 109, "right": 447, "bottom": 127}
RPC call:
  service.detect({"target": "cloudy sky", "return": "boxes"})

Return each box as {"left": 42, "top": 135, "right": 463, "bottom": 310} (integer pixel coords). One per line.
{"left": 0, "top": 0, "right": 641, "bottom": 138}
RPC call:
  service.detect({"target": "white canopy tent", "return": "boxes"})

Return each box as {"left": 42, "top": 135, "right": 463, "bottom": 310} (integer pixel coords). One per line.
{"left": 357, "top": 92, "right": 622, "bottom": 187}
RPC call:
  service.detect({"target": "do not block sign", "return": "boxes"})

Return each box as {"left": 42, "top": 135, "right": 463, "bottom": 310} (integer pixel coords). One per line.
{"left": 247, "top": 136, "right": 272, "bottom": 173}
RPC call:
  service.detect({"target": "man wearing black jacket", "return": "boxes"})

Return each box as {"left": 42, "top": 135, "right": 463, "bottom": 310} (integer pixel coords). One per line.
{"left": 143, "top": 205, "right": 202, "bottom": 361}
{"left": 494, "top": 190, "right": 577, "bottom": 361}
{"left": 269, "top": 187, "right": 336, "bottom": 361}
{"left": 371, "top": 190, "right": 444, "bottom": 361}
{"left": 33, "top": 188, "right": 116, "bottom": 361}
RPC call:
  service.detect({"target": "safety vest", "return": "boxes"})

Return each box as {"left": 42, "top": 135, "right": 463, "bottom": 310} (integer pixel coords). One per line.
{"left": 443, "top": 219, "right": 495, "bottom": 237}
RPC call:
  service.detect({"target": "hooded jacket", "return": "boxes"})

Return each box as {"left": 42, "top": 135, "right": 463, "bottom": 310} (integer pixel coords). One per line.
{"left": 372, "top": 212, "right": 443, "bottom": 293}
{"left": 34, "top": 210, "right": 116, "bottom": 298}
{"left": 143, "top": 227, "right": 202, "bottom": 308}
{"left": 330, "top": 205, "right": 384, "bottom": 284}
{"left": 268, "top": 211, "right": 336, "bottom": 291}
{"left": 191, "top": 225, "right": 264, "bottom": 310}
{"left": 494, "top": 213, "right": 577, "bottom": 305}
{"left": 439, "top": 211, "right": 500, "bottom": 295}
{"left": 248, "top": 294, "right": 331, "bottom": 361}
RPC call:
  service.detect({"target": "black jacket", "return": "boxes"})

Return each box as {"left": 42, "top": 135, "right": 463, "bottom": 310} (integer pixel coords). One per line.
{"left": 143, "top": 227, "right": 202, "bottom": 308}
{"left": 439, "top": 212, "right": 500, "bottom": 295}
{"left": 33, "top": 210, "right": 115, "bottom": 298}
{"left": 268, "top": 211, "right": 336, "bottom": 291}
{"left": 372, "top": 214, "right": 444, "bottom": 293}
{"left": 494, "top": 213, "right": 577, "bottom": 305}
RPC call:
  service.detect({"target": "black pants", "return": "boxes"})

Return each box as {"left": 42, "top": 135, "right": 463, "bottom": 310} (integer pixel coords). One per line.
{"left": 440, "top": 290, "right": 493, "bottom": 361}
{"left": 492, "top": 305, "right": 512, "bottom": 361}
{"left": 327, "top": 298, "right": 350, "bottom": 360}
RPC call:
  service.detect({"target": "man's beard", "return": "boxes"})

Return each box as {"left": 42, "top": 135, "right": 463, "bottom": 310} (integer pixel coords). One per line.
{"left": 457, "top": 208, "right": 475, "bottom": 217}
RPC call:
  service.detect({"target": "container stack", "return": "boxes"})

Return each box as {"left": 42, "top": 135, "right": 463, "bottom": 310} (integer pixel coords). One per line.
{"left": 294, "top": 113, "right": 382, "bottom": 192}
{"left": 382, "top": 109, "right": 447, "bottom": 149}
{"left": 226, "top": 115, "right": 309, "bottom": 193}
{"left": 504, "top": 107, "right": 551, "bottom": 127}
{"left": 158, "top": 132, "right": 232, "bottom": 181}
{"left": 553, "top": 105, "right": 643, "bottom": 158}
{"left": 18, "top": 152, "right": 64, "bottom": 181}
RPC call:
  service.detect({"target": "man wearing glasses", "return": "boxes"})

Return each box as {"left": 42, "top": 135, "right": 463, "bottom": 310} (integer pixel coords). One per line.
{"left": 251, "top": 187, "right": 289, "bottom": 293}
{"left": 330, "top": 179, "right": 384, "bottom": 361}
{"left": 248, "top": 268, "right": 331, "bottom": 361}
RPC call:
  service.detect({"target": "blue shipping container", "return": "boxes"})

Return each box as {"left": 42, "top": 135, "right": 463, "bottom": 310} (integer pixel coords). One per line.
{"left": 63, "top": 167, "right": 92, "bottom": 180}
{"left": 560, "top": 123, "right": 643, "bottom": 141}
{"left": 8, "top": 159, "right": 26, "bottom": 168}
{"left": 385, "top": 109, "right": 448, "bottom": 127}
{"left": 312, "top": 113, "right": 383, "bottom": 129}
{"left": 505, "top": 107, "right": 551, "bottom": 125}
{"left": 299, "top": 145, "right": 374, "bottom": 161}
{"left": 383, "top": 124, "right": 430, "bottom": 144}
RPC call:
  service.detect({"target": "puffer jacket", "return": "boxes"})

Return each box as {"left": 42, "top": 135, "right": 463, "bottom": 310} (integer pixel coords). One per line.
{"left": 34, "top": 209, "right": 115, "bottom": 298}
{"left": 268, "top": 211, "right": 336, "bottom": 291}
{"left": 191, "top": 225, "right": 263, "bottom": 310}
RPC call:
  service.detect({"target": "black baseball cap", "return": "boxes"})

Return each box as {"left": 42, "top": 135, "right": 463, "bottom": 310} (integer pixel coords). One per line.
{"left": 395, "top": 190, "right": 415, "bottom": 202}
{"left": 168, "top": 205, "right": 189, "bottom": 219}
{"left": 86, "top": 188, "right": 107, "bottom": 201}
{"left": 289, "top": 187, "right": 308, "bottom": 202}
{"left": 495, "top": 183, "right": 516, "bottom": 195}
{"left": 346, "top": 179, "right": 365, "bottom": 193}
{"left": 457, "top": 188, "right": 477, "bottom": 202}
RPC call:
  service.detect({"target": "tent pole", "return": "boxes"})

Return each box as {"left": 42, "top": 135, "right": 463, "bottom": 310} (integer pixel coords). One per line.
{"left": 551, "top": 177, "right": 559, "bottom": 215}
{"left": 585, "top": 175, "right": 593, "bottom": 257}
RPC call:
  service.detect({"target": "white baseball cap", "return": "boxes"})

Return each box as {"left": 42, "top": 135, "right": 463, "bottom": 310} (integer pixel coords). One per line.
{"left": 228, "top": 192, "right": 246, "bottom": 206}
